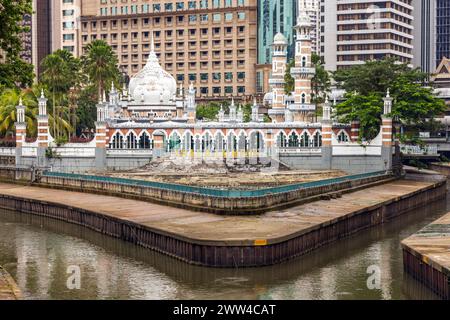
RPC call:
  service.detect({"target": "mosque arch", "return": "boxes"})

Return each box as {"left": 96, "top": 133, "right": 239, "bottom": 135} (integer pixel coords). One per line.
{"left": 277, "top": 131, "right": 288, "bottom": 148}
{"left": 110, "top": 131, "right": 124, "bottom": 149}
{"left": 312, "top": 130, "right": 322, "bottom": 147}
{"left": 214, "top": 131, "right": 226, "bottom": 152}
{"left": 139, "top": 131, "right": 152, "bottom": 149}
{"left": 300, "top": 130, "right": 311, "bottom": 147}
{"left": 238, "top": 131, "right": 248, "bottom": 151}
{"left": 168, "top": 131, "right": 182, "bottom": 151}
{"left": 249, "top": 130, "right": 265, "bottom": 152}
{"left": 288, "top": 131, "right": 299, "bottom": 147}
{"left": 202, "top": 130, "right": 214, "bottom": 152}
{"left": 125, "top": 130, "right": 138, "bottom": 149}
{"left": 182, "top": 131, "right": 193, "bottom": 151}
{"left": 227, "top": 131, "right": 238, "bottom": 152}
{"left": 337, "top": 130, "right": 350, "bottom": 143}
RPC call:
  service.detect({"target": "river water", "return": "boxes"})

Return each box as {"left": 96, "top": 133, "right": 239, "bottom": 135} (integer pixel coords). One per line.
{"left": 0, "top": 193, "right": 448, "bottom": 300}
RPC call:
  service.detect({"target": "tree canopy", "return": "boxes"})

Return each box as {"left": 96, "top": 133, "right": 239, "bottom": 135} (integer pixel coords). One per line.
{"left": 311, "top": 53, "right": 331, "bottom": 108}
{"left": 0, "top": 0, "right": 34, "bottom": 88}
{"left": 81, "top": 40, "right": 120, "bottom": 101}
{"left": 333, "top": 58, "right": 446, "bottom": 141}
{"left": 284, "top": 59, "right": 295, "bottom": 94}
{"left": 0, "top": 40, "right": 121, "bottom": 140}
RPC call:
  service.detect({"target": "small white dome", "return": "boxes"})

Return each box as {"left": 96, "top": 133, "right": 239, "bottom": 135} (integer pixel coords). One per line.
{"left": 273, "top": 33, "right": 287, "bottom": 45}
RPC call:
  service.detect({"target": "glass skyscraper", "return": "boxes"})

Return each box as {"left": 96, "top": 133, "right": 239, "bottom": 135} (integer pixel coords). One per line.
{"left": 257, "top": 0, "right": 297, "bottom": 64}
{"left": 436, "top": 0, "right": 450, "bottom": 67}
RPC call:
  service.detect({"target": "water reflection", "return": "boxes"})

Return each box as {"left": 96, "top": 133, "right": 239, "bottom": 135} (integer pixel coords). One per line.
{"left": 0, "top": 195, "right": 447, "bottom": 300}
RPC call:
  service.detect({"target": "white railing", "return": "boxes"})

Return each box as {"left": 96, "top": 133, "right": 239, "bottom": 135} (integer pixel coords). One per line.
{"left": 401, "top": 145, "right": 438, "bottom": 155}
{"left": 0, "top": 147, "right": 15, "bottom": 156}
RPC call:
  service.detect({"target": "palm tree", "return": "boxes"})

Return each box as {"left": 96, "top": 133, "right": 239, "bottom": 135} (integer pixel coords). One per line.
{"left": 0, "top": 88, "right": 38, "bottom": 138}
{"left": 28, "top": 85, "right": 73, "bottom": 140}
{"left": 41, "top": 54, "right": 68, "bottom": 139}
{"left": 82, "top": 40, "right": 120, "bottom": 101}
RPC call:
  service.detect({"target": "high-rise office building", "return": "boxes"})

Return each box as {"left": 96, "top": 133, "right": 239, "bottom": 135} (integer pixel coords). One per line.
{"left": 51, "top": 0, "right": 82, "bottom": 57}
{"left": 412, "top": 0, "right": 436, "bottom": 74}
{"left": 255, "top": 0, "right": 318, "bottom": 98}
{"left": 32, "top": 0, "right": 53, "bottom": 77}
{"left": 257, "top": 0, "right": 297, "bottom": 65}
{"left": 436, "top": 0, "right": 450, "bottom": 68}
{"left": 257, "top": 0, "right": 318, "bottom": 65}
{"left": 320, "top": 0, "right": 414, "bottom": 71}
{"left": 79, "top": 0, "right": 257, "bottom": 101}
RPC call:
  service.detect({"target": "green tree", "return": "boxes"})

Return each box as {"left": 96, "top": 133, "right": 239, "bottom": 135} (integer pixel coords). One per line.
{"left": 82, "top": 40, "right": 120, "bottom": 101}
{"left": 334, "top": 58, "right": 446, "bottom": 141}
{"left": 53, "top": 49, "right": 83, "bottom": 138}
{"left": 196, "top": 101, "right": 231, "bottom": 121}
{"left": 284, "top": 59, "right": 295, "bottom": 94}
{"left": 0, "top": 0, "right": 34, "bottom": 88}
{"left": 0, "top": 88, "right": 37, "bottom": 137}
{"left": 75, "top": 85, "right": 97, "bottom": 135}
{"left": 311, "top": 53, "right": 331, "bottom": 117}
{"left": 334, "top": 92, "right": 383, "bottom": 141}
{"left": 196, "top": 102, "right": 221, "bottom": 121}
{"left": 41, "top": 53, "right": 68, "bottom": 138}
{"left": 333, "top": 57, "right": 425, "bottom": 96}
{"left": 242, "top": 103, "right": 252, "bottom": 122}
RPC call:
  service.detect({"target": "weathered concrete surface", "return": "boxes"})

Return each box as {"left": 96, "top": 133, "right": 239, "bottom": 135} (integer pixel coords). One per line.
{"left": 0, "top": 267, "right": 21, "bottom": 300}
{"left": 0, "top": 178, "right": 442, "bottom": 246}
{"left": 429, "top": 163, "right": 450, "bottom": 177}
{"left": 402, "top": 211, "right": 450, "bottom": 299}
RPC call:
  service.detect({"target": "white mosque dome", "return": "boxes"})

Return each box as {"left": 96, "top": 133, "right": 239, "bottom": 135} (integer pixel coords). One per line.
{"left": 129, "top": 40, "right": 177, "bottom": 104}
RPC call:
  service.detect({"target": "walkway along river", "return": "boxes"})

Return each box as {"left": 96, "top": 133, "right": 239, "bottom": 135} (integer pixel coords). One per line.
{"left": 0, "top": 190, "right": 448, "bottom": 299}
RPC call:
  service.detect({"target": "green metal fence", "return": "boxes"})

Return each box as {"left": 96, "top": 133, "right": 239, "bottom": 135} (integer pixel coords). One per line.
{"left": 42, "top": 170, "right": 388, "bottom": 198}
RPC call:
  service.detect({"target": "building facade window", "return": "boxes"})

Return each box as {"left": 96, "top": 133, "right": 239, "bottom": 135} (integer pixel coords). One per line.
{"left": 165, "top": 3, "right": 173, "bottom": 11}
{"left": 176, "top": 2, "right": 184, "bottom": 10}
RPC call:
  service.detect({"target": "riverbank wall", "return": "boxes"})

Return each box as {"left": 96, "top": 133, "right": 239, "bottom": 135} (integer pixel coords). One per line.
{"left": 0, "top": 166, "right": 394, "bottom": 215}
{"left": 402, "top": 211, "right": 450, "bottom": 300}
{"left": 429, "top": 163, "right": 450, "bottom": 177}
{"left": 0, "top": 174, "right": 446, "bottom": 267}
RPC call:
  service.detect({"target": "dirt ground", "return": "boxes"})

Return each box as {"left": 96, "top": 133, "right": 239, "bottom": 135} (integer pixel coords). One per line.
{"left": 104, "top": 159, "right": 345, "bottom": 189}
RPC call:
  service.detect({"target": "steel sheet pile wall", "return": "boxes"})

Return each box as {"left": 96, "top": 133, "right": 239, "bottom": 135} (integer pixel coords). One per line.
{"left": 402, "top": 207, "right": 450, "bottom": 300}
{"left": 402, "top": 249, "right": 449, "bottom": 299}
{"left": 0, "top": 177, "right": 445, "bottom": 267}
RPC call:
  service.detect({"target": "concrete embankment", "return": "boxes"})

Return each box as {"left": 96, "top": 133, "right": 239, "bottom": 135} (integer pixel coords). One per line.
{"left": 0, "top": 173, "right": 446, "bottom": 267}
{"left": 402, "top": 211, "right": 450, "bottom": 300}
{"left": 429, "top": 163, "right": 450, "bottom": 177}
{"left": 0, "top": 266, "right": 21, "bottom": 300}
{"left": 0, "top": 166, "right": 394, "bottom": 215}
